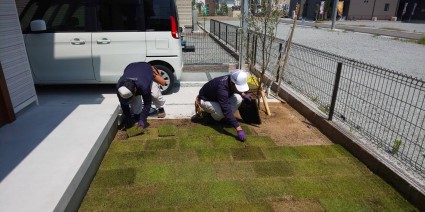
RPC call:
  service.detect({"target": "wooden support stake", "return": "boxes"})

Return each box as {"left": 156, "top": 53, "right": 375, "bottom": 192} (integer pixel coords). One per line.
{"left": 260, "top": 89, "right": 271, "bottom": 116}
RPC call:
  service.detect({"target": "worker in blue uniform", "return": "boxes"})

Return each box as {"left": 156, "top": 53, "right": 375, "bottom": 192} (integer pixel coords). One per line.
{"left": 195, "top": 70, "right": 252, "bottom": 142}
{"left": 117, "top": 62, "right": 154, "bottom": 129}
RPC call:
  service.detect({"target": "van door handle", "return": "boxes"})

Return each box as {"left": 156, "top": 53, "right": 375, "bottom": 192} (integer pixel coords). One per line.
{"left": 97, "top": 38, "right": 111, "bottom": 44}
{"left": 71, "top": 38, "right": 85, "bottom": 45}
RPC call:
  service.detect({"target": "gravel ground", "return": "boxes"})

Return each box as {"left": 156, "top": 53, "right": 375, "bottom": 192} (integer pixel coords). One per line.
{"left": 328, "top": 20, "right": 425, "bottom": 33}
{"left": 280, "top": 18, "right": 425, "bottom": 34}
{"left": 218, "top": 20, "right": 425, "bottom": 81}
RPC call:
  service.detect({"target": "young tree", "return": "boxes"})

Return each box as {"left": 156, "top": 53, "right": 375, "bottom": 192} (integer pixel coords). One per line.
{"left": 243, "top": 0, "right": 283, "bottom": 110}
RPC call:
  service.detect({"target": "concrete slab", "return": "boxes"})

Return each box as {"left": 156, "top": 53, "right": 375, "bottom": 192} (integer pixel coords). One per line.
{"left": 180, "top": 71, "right": 209, "bottom": 82}
{"left": 0, "top": 86, "right": 119, "bottom": 212}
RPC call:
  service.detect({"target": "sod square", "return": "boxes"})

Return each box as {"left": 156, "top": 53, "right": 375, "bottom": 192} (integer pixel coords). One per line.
{"left": 319, "top": 198, "right": 371, "bottom": 212}
{"left": 291, "top": 158, "right": 365, "bottom": 177}
{"left": 108, "top": 140, "right": 145, "bottom": 153}
{"left": 145, "top": 138, "right": 177, "bottom": 150}
{"left": 126, "top": 125, "right": 145, "bottom": 137}
{"left": 211, "top": 135, "right": 243, "bottom": 148}
{"left": 178, "top": 203, "right": 273, "bottom": 211}
{"left": 287, "top": 177, "right": 331, "bottom": 199}
{"left": 90, "top": 168, "right": 136, "bottom": 188}
{"left": 187, "top": 125, "right": 220, "bottom": 137}
{"left": 214, "top": 162, "right": 255, "bottom": 180}
{"left": 245, "top": 136, "right": 276, "bottom": 147}
{"left": 179, "top": 137, "right": 212, "bottom": 149}
{"left": 174, "top": 162, "right": 216, "bottom": 182}
{"left": 134, "top": 163, "right": 175, "bottom": 185}
{"left": 270, "top": 199, "right": 324, "bottom": 212}
{"left": 156, "top": 182, "right": 208, "bottom": 206}
{"left": 252, "top": 161, "right": 294, "bottom": 177}
{"left": 206, "top": 181, "right": 247, "bottom": 203}
{"left": 231, "top": 147, "right": 266, "bottom": 161}
{"left": 329, "top": 144, "right": 353, "bottom": 157}
{"left": 242, "top": 178, "right": 291, "bottom": 199}
{"left": 79, "top": 188, "right": 110, "bottom": 211}
{"left": 294, "top": 145, "right": 340, "bottom": 159}
{"left": 96, "top": 185, "right": 164, "bottom": 209}
{"left": 157, "top": 149, "right": 199, "bottom": 163}
{"left": 158, "top": 125, "right": 177, "bottom": 137}
{"left": 197, "top": 148, "right": 232, "bottom": 162}
{"left": 99, "top": 151, "right": 159, "bottom": 170}
{"left": 263, "top": 146, "right": 302, "bottom": 160}
{"left": 322, "top": 176, "right": 377, "bottom": 198}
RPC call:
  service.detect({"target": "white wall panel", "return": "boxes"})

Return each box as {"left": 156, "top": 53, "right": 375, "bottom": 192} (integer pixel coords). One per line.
{"left": 0, "top": 0, "right": 37, "bottom": 113}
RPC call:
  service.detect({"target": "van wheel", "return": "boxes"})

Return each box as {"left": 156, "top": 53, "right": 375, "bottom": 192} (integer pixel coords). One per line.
{"left": 154, "top": 65, "right": 174, "bottom": 95}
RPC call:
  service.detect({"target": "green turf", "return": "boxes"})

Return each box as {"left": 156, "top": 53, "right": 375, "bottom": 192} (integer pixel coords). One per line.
{"left": 80, "top": 123, "right": 418, "bottom": 211}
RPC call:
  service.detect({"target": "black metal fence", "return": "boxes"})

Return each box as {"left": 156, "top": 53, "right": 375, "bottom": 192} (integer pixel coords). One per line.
{"left": 210, "top": 19, "right": 425, "bottom": 179}
{"left": 182, "top": 29, "right": 238, "bottom": 65}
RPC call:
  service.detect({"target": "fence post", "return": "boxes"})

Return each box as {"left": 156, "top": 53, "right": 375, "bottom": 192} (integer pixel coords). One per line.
{"left": 254, "top": 35, "right": 258, "bottom": 66}
{"left": 328, "top": 62, "right": 343, "bottom": 121}
{"left": 236, "top": 28, "right": 239, "bottom": 52}
{"left": 225, "top": 25, "right": 228, "bottom": 45}
{"left": 276, "top": 43, "right": 283, "bottom": 82}
{"left": 219, "top": 23, "right": 221, "bottom": 40}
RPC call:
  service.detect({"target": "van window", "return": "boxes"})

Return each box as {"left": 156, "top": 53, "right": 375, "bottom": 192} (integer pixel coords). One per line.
{"left": 20, "top": 0, "right": 86, "bottom": 32}
{"left": 96, "top": 0, "right": 144, "bottom": 31}
{"left": 96, "top": 0, "right": 175, "bottom": 32}
{"left": 145, "top": 0, "right": 172, "bottom": 31}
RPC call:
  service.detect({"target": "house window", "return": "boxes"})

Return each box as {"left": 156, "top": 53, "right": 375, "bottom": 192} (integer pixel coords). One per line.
{"left": 384, "top": 3, "right": 390, "bottom": 11}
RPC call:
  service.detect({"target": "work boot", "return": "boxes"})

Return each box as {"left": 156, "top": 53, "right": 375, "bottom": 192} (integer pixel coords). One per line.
{"left": 157, "top": 108, "right": 166, "bottom": 118}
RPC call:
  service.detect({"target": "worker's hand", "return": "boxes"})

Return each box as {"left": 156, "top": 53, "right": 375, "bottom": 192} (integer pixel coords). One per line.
{"left": 237, "top": 130, "right": 246, "bottom": 142}
{"left": 242, "top": 93, "right": 253, "bottom": 101}
{"left": 137, "top": 119, "right": 147, "bottom": 129}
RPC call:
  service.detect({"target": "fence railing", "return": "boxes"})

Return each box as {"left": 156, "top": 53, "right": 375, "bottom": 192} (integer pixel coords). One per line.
{"left": 182, "top": 25, "right": 238, "bottom": 65}
{"left": 210, "top": 19, "right": 425, "bottom": 179}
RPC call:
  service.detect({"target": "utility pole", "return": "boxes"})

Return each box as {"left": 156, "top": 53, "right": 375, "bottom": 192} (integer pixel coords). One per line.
{"left": 239, "top": 0, "right": 249, "bottom": 70}
{"left": 331, "top": 0, "right": 338, "bottom": 30}
{"left": 371, "top": 0, "right": 377, "bottom": 19}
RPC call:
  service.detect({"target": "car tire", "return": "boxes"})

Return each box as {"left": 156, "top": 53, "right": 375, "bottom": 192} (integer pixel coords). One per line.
{"left": 153, "top": 64, "right": 175, "bottom": 95}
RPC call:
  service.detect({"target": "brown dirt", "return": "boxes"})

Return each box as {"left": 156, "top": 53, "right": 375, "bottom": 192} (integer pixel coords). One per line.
{"left": 248, "top": 102, "right": 332, "bottom": 146}
{"left": 114, "top": 102, "right": 333, "bottom": 146}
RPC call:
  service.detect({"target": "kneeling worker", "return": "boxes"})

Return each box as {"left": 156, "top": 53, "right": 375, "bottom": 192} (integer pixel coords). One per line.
{"left": 117, "top": 62, "right": 155, "bottom": 129}
{"left": 195, "top": 70, "right": 252, "bottom": 142}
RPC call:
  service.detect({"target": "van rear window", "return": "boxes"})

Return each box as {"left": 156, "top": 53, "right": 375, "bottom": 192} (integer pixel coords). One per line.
{"left": 96, "top": 0, "right": 175, "bottom": 32}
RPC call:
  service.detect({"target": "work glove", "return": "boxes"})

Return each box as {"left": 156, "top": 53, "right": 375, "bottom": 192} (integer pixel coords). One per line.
{"left": 137, "top": 119, "right": 147, "bottom": 129}
{"left": 242, "top": 93, "right": 253, "bottom": 101}
{"left": 237, "top": 130, "right": 246, "bottom": 142}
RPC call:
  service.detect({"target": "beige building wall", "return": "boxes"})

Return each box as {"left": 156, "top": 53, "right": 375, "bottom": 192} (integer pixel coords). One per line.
{"left": 348, "top": 0, "right": 398, "bottom": 20}
{"left": 176, "top": 0, "right": 193, "bottom": 28}
{"left": 372, "top": 0, "right": 398, "bottom": 20}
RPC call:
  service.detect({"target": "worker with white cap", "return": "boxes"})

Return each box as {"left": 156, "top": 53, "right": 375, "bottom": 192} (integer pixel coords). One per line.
{"left": 117, "top": 62, "right": 155, "bottom": 129}
{"left": 195, "top": 69, "right": 252, "bottom": 142}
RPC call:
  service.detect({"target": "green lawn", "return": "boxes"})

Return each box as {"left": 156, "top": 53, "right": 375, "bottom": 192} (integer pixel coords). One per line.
{"left": 80, "top": 124, "right": 417, "bottom": 211}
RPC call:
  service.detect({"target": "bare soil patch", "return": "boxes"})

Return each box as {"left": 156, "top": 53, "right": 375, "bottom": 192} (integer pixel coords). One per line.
{"left": 115, "top": 102, "right": 332, "bottom": 146}
{"left": 249, "top": 102, "right": 332, "bottom": 146}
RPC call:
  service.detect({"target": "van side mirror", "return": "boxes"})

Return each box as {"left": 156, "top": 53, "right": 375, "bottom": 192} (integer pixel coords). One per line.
{"left": 30, "top": 20, "right": 46, "bottom": 32}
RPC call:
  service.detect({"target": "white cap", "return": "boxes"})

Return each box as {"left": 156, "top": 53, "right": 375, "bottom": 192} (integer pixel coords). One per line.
{"left": 230, "top": 69, "right": 249, "bottom": 92}
{"left": 118, "top": 86, "right": 133, "bottom": 99}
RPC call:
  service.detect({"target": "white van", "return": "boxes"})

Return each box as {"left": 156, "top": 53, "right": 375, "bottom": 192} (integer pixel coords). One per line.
{"left": 19, "top": 0, "right": 183, "bottom": 94}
